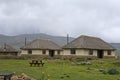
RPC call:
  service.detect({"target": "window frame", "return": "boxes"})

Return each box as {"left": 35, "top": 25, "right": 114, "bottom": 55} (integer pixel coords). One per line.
{"left": 28, "top": 50, "right": 32, "bottom": 54}
{"left": 107, "top": 50, "right": 111, "bottom": 55}
{"left": 70, "top": 49, "right": 76, "bottom": 55}
{"left": 88, "top": 49, "right": 93, "bottom": 55}
{"left": 42, "top": 50, "right": 46, "bottom": 55}
{"left": 57, "top": 50, "right": 60, "bottom": 55}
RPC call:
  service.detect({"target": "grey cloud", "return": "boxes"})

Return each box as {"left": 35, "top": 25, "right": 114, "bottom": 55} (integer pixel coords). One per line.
{"left": 0, "top": 0, "right": 120, "bottom": 42}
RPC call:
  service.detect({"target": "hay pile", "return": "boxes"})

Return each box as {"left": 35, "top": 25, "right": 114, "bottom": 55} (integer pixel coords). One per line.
{"left": 11, "top": 73, "right": 36, "bottom": 80}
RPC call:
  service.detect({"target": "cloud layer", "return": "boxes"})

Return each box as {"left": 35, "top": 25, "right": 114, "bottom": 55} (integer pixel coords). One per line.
{"left": 0, "top": 0, "right": 120, "bottom": 42}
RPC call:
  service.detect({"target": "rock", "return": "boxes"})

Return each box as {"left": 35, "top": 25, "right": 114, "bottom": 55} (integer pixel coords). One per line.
{"left": 11, "top": 76, "right": 18, "bottom": 80}
{"left": 11, "top": 73, "right": 36, "bottom": 80}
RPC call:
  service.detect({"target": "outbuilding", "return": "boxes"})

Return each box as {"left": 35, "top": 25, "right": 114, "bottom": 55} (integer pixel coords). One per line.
{"left": 0, "top": 44, "right": 19, "bottom": 56}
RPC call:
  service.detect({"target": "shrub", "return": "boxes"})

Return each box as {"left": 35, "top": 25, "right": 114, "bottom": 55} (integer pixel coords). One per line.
{"left": 102, "top": 70, "right": 108, "bottom": 74}
{"left": 113, "top": 62, "right": 120, "bottom": 66}
{"left": 0, "top": 56, "right": 27, "bottom": 60}
{"left": 99, "top": 69, "right": 107, "bottom": 74}
{"left": 100, "top": 68, "right": 120, "bottom": 75}
{"left": 107, "top": 68, "right": 119, "bottom": 75}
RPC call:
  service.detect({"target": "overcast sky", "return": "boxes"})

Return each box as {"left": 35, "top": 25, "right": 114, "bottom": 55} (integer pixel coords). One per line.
{"left": 0, "top": 0, "right": 120, "bottom": 42}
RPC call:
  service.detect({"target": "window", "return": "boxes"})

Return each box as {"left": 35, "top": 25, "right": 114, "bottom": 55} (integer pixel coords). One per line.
{"left": 28, "top": 50, "right": 32, "bottom": 54}
{"left": 71, "top": 49, "right": 76, "bottom": 54}
{"left": 57, "top": 51, "right": 60, "bottom": 55}
{"left": 107, "top": 50, "right": 111, "bottom": 55}
{"left": 42, "top": 50, "right": 46, "bottom": 54}
{"left": 89, "top": 49, "right": 93, "bottom": 55}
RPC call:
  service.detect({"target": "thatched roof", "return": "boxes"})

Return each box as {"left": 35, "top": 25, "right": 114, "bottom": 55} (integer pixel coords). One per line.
{"left": 0, "top": 44, "right": 18, "bottom": 52}
{"left": 63, "top": 35, "right": 116, "bottom": 50}
{"left": 21, "top": 39, "right": 62, "bottom": 50}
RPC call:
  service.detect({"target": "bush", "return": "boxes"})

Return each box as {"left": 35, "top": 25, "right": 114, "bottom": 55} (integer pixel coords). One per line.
{"left": 113, "top": 62, "right": 120, "bottom": 66}
{"left": 99, "top": 69, "right": 107, "bottom": 74}
{"left": 0, "top": 56, "right": 27, "bottom": 60}
{"left": 102, "top": 70, "right": 108, "bottom": 74}
{"left": 100, "top": 68, "right": 120, "bottom": 75}
{"left": 107, "top": 68, "right": 119, "bottom": 75}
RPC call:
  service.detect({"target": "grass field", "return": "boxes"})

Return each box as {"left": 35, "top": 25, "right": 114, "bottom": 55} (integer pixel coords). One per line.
{"left": 0, "top": 59, "right": 120, "bottom": 80}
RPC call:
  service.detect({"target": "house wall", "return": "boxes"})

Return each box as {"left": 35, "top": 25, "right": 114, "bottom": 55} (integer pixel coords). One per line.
{"left": 21, "top": 50, "right": 43, "bottom": 55}
{"left": 63, "top": 49, "right": 116, "bottom": 57}
{"left": 63, "top": 49, "right": 94, "bottom": 56}
{"left": 32, "top": 50, "right": 42, "bottom": 55}
{"left": 21, "top": 50, "right": 28, "bottom": 54}
{"left": 55, "top": 51, "right": 60, "bottom": 55}
{"left": 63, "top": 49, "right": 70, "bottom": 55}
{"left": 21, "top": 49, "right": 115, "bottom": 58}
{"left": 21, "top": 49, "right": 62, "bottom": 55}
{"left": 104, "top": 50, "right": 116, "bottom": 56}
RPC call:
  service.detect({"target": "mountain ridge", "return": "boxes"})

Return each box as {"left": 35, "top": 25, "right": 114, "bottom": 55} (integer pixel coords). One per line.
{"left": 0, "top": 33, "right": 74, "bottom": 48}
{"left": 0, "top": 33, "right": 119, "bottom": 50}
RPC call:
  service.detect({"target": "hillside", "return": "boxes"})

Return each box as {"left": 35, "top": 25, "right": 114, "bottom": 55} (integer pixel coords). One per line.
{"left": 0, "top": 33, "right": 74, "bottom": 49}
{"left": 0, "top": 34, "right": 120, "bottom": 55}
{"left": 110, "top": 43, "right": 120, "bottom": 56}
{"left": 110, "top": 43, "right": 120, "bottom": 49}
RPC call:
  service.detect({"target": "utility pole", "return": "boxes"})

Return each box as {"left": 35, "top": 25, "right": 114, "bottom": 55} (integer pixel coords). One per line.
{"left": 4, "top": 43, "right": 6, "bottom": 49}
{"left": 67, "top": 34, "right": 69, "bottom": 44}
{"left": 25, "top": 37, "right": 27, "bottom": 46}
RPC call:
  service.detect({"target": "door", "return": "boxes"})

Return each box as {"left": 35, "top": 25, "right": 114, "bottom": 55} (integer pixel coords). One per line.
{"left": 49, "top": 50, "right": 55, "bottom": 57}
{"left": 97, "top": 50, "right": 104, "bottom": 58}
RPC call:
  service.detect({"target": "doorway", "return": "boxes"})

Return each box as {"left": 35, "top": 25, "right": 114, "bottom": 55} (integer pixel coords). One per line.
{"left": 97, "top": 50, "right": 104, "bottom": 58}
{"left": 49, "top": 50, "right": 55, "bottom": 57}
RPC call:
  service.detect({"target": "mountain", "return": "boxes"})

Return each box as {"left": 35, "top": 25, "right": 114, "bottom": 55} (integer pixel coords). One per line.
{"left": 0, "top": 33, "right": 74, "bottom": 49}
{"left": 0, "top": 33, "right": 120, "bottom": 56}
{"left": 110, "top": 43, "right": 120, "bottom": 56}
{"left": 110, "top": 43, "right": 120, "bottom": 49}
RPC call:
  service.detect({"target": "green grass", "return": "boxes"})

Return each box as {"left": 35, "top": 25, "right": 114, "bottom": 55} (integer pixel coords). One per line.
{"left": 0, "top": 59, "right": 120, "bottom": 80}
